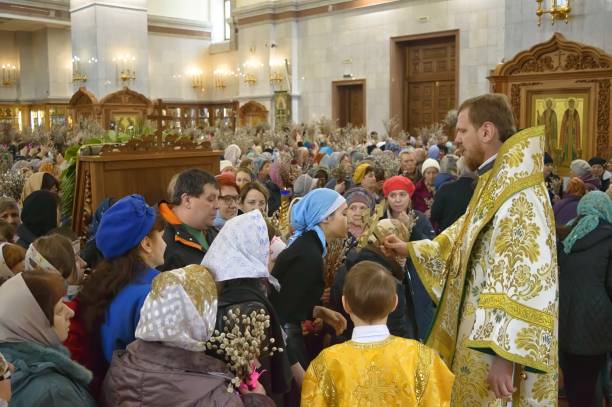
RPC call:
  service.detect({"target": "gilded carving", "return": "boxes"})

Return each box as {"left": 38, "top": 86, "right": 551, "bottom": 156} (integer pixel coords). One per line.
{"left": 576, "top": 79, "right": 611, "bottom": 155}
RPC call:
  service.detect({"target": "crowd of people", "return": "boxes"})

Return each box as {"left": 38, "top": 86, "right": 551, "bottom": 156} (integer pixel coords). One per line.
{"left": 0, "top": 92, "right": 610, "bottom": 407}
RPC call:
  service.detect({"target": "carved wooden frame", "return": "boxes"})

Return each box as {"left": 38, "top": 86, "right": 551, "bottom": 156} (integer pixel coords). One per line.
{"left": 489, "top": 33, "right": 612, "bottom": 160}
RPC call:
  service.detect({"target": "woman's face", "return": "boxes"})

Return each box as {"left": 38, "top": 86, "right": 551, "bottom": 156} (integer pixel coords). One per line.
{"left": 52, "top": 300, "right": 75, "bottom": 342}
{"left": 235, "top": 171, "right": 251, "bottom": 189}
{"left": 241, "top": 189, "right": 267, "bottom": 214}
{"left": 324, "top": 203, "right": 348, "bottom": 239}
{"left": 361, "top": 171, "right": 377, "bottom": 191}
{"left": 388, "top": 190, "right": 410, "bottom": 215}
{"left": 340, "top": 156, "right": 352, "bottom": 172}
{"left": 423, "top": 168, "right": 439, "bottom": 186}
{"left": 347, "top": 202, "right": 368, "bottom": 227}
{"left": 142, "top": 230, "right": 167, "bottom": 268}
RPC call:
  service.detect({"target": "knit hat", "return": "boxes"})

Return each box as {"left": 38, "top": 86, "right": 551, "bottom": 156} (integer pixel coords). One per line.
{"left": 344, "top": 187, "right": 375, "bottom": 213}
{"left": 421, "top": 158, "right": 441, "bottom": 174}
{"left": 95, "top": 194, "right": 156, "bottom": 259}
{"left": 428, "top": 145, "right": 440, "bottom": 160}
{"left": 570, "top": 159, "right": 591, "bottom": 178}
{"left": 382, "top": 176, "right": 416, "bottom": 198}
{"left": 588, "top": 157, "right": 607, "bottom": 167}
{"left": 352, "top": 163, "right": 372, "bottom": 184}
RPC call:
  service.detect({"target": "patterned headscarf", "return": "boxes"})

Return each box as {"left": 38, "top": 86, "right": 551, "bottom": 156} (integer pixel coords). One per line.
{"left": 25, "top": 244, "right": 61, "bottom": 275}
{"left": 202, "top": 210, "right": 280, "bottom": 290}
{"left": 563, "top": 191, "right": 612, "bottom": 254}
{"left": 136, "top": 265, "right": 218, "bottom": 351}
{"left": 224, "top": 144, "right": 242, "bottom": 166}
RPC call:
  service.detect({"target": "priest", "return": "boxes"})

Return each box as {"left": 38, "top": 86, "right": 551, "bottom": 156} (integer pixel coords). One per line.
{"left": 385, "top": 94, "right": 558, "bottom": 406}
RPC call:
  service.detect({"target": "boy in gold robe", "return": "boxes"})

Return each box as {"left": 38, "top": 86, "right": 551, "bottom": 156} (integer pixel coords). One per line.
{"left": 301, "top": 260, "right": 454, "bottom": 406}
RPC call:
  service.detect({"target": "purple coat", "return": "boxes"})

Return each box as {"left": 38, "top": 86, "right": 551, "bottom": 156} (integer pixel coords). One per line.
{"left": 553, "top": 195, "right": 581, "bottom": 226}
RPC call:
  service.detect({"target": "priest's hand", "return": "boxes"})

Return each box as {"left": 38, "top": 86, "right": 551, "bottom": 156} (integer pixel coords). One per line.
{"left": 384, "top": 234, "right": 409, "bottom": 257}
{"left": 487, "top": 355, "right": 515, "bottom": 399}
{"left": 313, "top": 306, "right": 347, "bottom": 336}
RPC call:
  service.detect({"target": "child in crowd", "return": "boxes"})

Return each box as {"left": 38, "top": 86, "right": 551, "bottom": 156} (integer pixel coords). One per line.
{"left": 302, "top": 260, "right": 454, "bottom": 406}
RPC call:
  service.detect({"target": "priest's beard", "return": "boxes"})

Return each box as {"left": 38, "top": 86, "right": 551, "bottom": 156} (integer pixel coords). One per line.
{"left": 462, "top": 145, "right": 485, "bottom": 171}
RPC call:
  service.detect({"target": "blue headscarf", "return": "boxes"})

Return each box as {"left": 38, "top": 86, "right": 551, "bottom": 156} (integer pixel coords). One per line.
{"left": 288, "top": 188, "right": 346, "bottom": 256}
{"left": 563, "top": 191, "right": 612, "bottom": 254}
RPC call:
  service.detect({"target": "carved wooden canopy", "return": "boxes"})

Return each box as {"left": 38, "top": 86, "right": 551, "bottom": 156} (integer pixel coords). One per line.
{"left": 68, "top": 87, "right": 99, "bottom": 107}
{"left": 491, "top": 33, "right": 611, "bottom": 77}
{"left": 489, "top": 33, "right": 612, "bottom": 163}
{"left": 239, "top": 100, "right": 269, "bottom": 127}
{"left": 99, "top": 87, "right": 151, "bottom": 107}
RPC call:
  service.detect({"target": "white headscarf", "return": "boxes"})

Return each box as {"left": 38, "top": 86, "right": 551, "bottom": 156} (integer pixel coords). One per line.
{"left": 224, "top": 144, "right": 242, "bottom": 166}
{"left": 0, "top": 273, "right": 61, "bottom": 346}
{"left": 202, "top": 210, "right": 280, "bottom": 290}
{"left": 135, "top": 265, "right": 218, "bottom": 351}
{"left": 25, "top": 244, "right": 61, "bottom": 275}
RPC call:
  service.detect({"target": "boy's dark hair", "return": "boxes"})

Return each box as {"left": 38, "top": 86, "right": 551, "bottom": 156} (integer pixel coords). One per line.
{"left": 343, "top": 261, "right": 397, "bottom": 323}
{"left": 171, "top": 168, "right": 218, "bottom": 206}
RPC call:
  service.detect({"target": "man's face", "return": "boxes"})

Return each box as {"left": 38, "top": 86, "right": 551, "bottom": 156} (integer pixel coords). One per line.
{"left": 187, "top": 184, "right": 219, "bottom": 230}
{"left": 400, "top": 153, "right": 417, "bottom": 173}
{"left": 591, "top": 164, "right": 605, "bottom": 178}
{"left": 455, "top": 109, "right": 485, "bottom": 171}
{"left": 218, "top": 185, "right": 239, "bottom": 220}
{"left": 0, "top": 208, "right": 20, "bottom": 228}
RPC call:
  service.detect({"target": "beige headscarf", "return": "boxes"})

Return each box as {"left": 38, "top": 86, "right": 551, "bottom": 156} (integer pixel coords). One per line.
{"left": 20, "top": 172, "right": 46, "bottom": 203}
{"left": 135, "top": 265, "right": 218, "bottom": 352}
{"left": 0, "top": 273, "right": 61, "bottom": 346}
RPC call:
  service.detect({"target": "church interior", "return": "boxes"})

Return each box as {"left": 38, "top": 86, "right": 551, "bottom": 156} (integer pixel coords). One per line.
{"left": 0, "top": 1, "right": 612, "bottom": 406}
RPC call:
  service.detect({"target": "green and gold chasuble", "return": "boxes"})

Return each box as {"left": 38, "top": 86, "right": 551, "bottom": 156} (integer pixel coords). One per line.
{"left": 409, "top": 127, "right": 558, "bottom": 406}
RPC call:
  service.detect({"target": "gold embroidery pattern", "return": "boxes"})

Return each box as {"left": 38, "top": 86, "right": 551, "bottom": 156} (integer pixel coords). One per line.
{"left": 414, "top": 343, "right": 432, "bottom": 405}
{"left": 352, "top": 363, "right": 399, "bottom": 406}
{"left": 311, "top": 355, "right": 338, "bottom": 406}
{"left": 478, "top": 293, "right": 555, "bottom": 330}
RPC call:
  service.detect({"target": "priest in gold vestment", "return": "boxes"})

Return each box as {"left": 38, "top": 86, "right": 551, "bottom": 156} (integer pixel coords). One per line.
{"left": 386, "top": 94, "right": 559, "bottom": 406}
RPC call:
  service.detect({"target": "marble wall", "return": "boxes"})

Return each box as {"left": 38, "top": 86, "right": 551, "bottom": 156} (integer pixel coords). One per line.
{"left": 505, "top": 0, "right": 612, "bottom": 59}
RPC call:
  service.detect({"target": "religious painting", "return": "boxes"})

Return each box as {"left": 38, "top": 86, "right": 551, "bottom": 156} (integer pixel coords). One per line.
{"left": 274, "top": 91, "right": 291, "bottom": 131}
{"left": 110, "top": 112, "right": 140, "bottom": 133}
{"left": 529, "top": 91, "right": 589, "bottom": 168}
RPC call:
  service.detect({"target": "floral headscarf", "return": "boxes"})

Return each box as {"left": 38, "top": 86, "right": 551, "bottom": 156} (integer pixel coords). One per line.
{"left": 135, "top": 265, "right": 217, "bottom": 351}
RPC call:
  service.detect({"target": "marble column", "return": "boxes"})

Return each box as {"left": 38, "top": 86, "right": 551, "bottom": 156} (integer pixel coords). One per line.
{"left": 69, "top": 0, "right": 149, "bottom": 98}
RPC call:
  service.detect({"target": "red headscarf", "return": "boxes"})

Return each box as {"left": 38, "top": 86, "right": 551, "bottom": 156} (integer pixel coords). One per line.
{"left": 383, "top": 176, "right": 415, "bottom": 198}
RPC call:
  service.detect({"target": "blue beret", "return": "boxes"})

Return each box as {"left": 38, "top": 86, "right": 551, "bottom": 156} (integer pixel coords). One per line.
{"left": 95, "top": 194, "right": 156, "bottom": 259}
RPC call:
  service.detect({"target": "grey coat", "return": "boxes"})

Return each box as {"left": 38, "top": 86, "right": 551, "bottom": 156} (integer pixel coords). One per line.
{"left": 101, "top": 339, "right": 275, "bottom": 407}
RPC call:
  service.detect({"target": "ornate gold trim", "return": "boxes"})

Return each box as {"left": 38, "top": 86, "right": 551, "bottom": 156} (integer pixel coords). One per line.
{"left": 415, "top": 343, "right": 432, "bottom": 405}
{"left": 478, "top": 293, "right": 555, "bottom": 331}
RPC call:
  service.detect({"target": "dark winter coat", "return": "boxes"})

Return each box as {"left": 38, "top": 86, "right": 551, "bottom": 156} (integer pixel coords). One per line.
{"left": 558, "top": 223, "right": 612, "bottom": 355}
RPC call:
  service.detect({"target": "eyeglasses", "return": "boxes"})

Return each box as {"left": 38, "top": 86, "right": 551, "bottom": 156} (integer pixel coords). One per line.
{"left": 219, "top": 195, "right": 239, "bottom": 204}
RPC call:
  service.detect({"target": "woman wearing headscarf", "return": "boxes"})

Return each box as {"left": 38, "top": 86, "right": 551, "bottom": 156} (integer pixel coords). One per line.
{"left": 292, "top": 174, "right": 318, "bottom": 198}
{"left": 65, "top": 195, "right": 166, "bottom": 397}
{"left": 570, "top": 159, "right": 601, "bottom": 191}
{"left": 0, "top": 271, "right": 95, "bottom": 406}
{"left": 270, "top": 189, "right": 348, "bottom": 371}
{"left": 557, "top": 191, "right": 612, "bottom": 407}
{"left": 412, "top": 158, "right": 440, "bottom": 216}
{"left": 224, "top": 144, "right": 242, "bottom": 167}
{"left": 101, "top": 265, "right": 275, "bottom": 407}
{"left": 330, "top": 219, "right": 418, "bottom": 342}
{"left": 344, "top": 187, "right": 375, "bottom": 248}
{"left": 382, "top": 176, "right": 436, "bottom": 340}
{"left": 554, "top": 177, "right": 587, "bottom": 225}
{"left": 202, "top": 211, "right": 292, "bottom": 400}
{"left": 15, "top": 190, "right": 60, "bottom": 249}
{"left": 20, "top": 171, "right": 59, "bottom": 203}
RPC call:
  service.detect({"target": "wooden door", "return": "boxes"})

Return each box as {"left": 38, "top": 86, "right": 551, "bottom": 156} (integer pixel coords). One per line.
{"left": 404, "top": 37, "right": 456, "bottom": 132}
{"left": 333, "top": 80, "right": 365, "bottom": 128}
